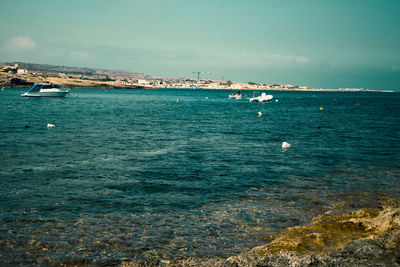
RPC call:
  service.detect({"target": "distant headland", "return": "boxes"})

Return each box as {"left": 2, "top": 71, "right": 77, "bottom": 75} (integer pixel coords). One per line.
{"left": 0, "top": 62, "right": 394, "bottom": 92}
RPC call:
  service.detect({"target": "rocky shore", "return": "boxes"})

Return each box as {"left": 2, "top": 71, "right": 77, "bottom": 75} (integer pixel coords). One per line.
{"left": 0, "top": 72, "right": 149, "bottom": 89}
{"left": 122, "top": 198, "right": 400, "bottom": 267}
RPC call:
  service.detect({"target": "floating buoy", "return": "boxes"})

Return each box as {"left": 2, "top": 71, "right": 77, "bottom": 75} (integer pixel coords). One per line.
{"left": 258, "top": 111, "right": 262, "bottom": 117}
{"left": 282, "top": 142, "right": 291, "bottom": 149}
{"left": 320, "top": 107, "right": 323, "bottom": 110}
{"left": 275, "top": 99, "right": 279, "bottom": 102}
{"left": 205, "top": 96, "right": 208, "bottom": 100}
{"left": 177, "top": 98, "right": 179, "bottom": 102}
{"left": 47, "top": 123, "right": 56, "bottom": 128}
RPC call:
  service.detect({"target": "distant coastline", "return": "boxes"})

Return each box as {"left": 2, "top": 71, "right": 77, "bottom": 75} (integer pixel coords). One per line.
{"left": 0, "top": 62, "right": 395, "bottom": 92}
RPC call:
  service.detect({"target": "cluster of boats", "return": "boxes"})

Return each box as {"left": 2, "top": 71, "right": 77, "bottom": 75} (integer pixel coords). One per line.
{"left": 229, "top": 91, "right": 274, "bottom": 102}
{"left": 19, "top": 84, "right": 274, "bottom": 103}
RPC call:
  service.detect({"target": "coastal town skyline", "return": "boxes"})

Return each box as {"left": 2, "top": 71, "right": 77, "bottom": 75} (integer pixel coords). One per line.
{"left": 1, "top": 0, "right": 400, "bottom": 91}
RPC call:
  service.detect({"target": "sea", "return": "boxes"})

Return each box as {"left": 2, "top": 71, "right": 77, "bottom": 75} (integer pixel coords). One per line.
{"left": 1, "top": 88, "right": 400, "bottom": 265}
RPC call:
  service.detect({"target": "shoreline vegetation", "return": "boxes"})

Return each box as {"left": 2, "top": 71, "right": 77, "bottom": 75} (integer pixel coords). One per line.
{"left": 122, "top": 197, "right": 400, "bottom": 267}
{"left": 0, "top": 62, "right": 395, "bottom": 92}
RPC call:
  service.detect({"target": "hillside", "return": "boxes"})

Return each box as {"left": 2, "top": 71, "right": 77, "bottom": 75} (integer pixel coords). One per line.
{"left": 0, "top": 62, "right": 151, "bottom": 80}
{"left": 0, "top": 62, "right": 153, "bottom": 89}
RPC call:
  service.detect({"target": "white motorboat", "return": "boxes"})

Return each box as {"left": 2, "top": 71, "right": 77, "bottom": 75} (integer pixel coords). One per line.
{"left": 229, "top": 94, "right": 243, "bottom": 100}
{"left": 229, "top": 91, "right": 246, "bottom": 100}
{"left": 21, "top": 83, "right": 69, "bottom": 97}
{"left": 249, "top": 93, "right": 273, "bottom": 102}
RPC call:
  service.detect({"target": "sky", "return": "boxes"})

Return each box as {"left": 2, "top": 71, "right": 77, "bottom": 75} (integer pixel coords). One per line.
{"left": 1, "top": 0, "right": 400, "bottom": 90}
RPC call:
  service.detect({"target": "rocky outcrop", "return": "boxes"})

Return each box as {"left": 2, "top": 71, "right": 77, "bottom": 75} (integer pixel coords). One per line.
{"left": 121, "top": 233, "right": 400, "bottom": 266}
{"left": 248, "top": 197, "right": 400, "bottom": 256}
{"left": 122, "top": 233, "right": 400, "bottom": 266}
{"left": 9, "top": 77, "right": 33, "bottom": 86}
{"left": 122, "top": 198, "right": 400, "bottom": 267}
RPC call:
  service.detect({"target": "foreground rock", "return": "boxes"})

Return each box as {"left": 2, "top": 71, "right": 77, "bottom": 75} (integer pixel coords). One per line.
{"left": 122, "top": 198, "right": 400, "bottom": 267}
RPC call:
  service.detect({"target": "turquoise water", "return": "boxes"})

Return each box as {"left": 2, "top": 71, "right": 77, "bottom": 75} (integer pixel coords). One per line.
{"left": 1, "top": 88, "right": 400, "bottom": 265}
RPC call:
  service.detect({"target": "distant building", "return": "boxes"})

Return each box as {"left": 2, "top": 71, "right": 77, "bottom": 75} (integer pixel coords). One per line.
{"left": 284, "top": 84, "right": 297, "bottom": 89}
{"left": 136, "top": 79, "right": 150, "bottom": 86}
{"left": 17, "top": 69, "right": 28, "bottom": 75}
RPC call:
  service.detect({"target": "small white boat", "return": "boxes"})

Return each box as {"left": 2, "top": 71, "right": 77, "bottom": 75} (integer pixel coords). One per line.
{"left": 21, "top": 83, "right": 69, "bottom": 97}
{"left": 229, "top": 94, "right": 243, "bottom": 100}
{"left": 229, "top": 91, "right": 246, "bottom": 100}
{"left": 249, "top": 93, "right": 273, "bottom": 102}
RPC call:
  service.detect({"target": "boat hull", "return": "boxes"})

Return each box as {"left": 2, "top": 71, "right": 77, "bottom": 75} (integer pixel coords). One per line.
{"left": 21, "top": 91, "right": 69, "bottom": 97}
{"left": 249, "top": 98, "right": 273, "bottom": 102}
{"left": 229, "top": 95, "right": 244, "bottom": 100}
{"left": 249, "top": 93, "right": 273, "bottom": 102}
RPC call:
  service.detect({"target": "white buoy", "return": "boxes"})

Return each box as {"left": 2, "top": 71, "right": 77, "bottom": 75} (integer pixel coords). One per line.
{"left": 205, "top": 96, "right": 208, "bottom": 100}
{"left": 282, "top": 142, "right": 291, "bottom": 149}
{"left": 47, "top": 123, "right": 56, "bottom": 128}
{"left": 258, "top": 111, "right": 262, "bottom": 117}
{"left": 275, "top": 99, "right": 279, "bottom": 102}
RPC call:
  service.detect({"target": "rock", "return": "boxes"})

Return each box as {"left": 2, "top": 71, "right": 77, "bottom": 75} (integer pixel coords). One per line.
{"left": 121, "top": 258, "right": 160, "bottom": 267}
{"left": 168, "top": 198, "right": 400, "bottom": 267}
{"left": 120, "top": 199, "right": 400, "bottom": 267}
{"left": 10, "top": 77, "right": 33, "bottom": 86}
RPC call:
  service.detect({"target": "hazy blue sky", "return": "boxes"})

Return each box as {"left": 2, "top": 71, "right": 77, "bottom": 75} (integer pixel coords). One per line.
{"left": 1, "top": 0, "right": 399, "bottom": 90}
